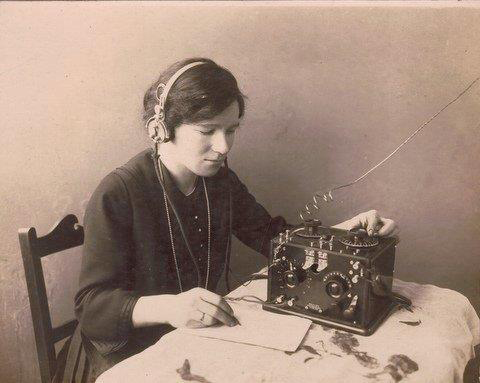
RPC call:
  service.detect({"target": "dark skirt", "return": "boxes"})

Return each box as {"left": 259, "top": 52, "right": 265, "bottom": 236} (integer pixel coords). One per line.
{"left": 53, "top": 326, "right": 155, "bottom": 383}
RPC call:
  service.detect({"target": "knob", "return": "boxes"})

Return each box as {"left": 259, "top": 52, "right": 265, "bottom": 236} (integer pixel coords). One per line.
{"left": 352, "top": 261, "right": 360, "bottom": 270}
{"left": 283, "top": 270, "right": 299, "bottom": 288}
{"left": 287, "top": 297, "right": 297, "bottom": 307}
{"left": 352, "top": 275, "right": 359, "bottom": 284}
{"left": 325, "top": 277, "right": 348, "bottom": 299}
{"left": 304, "top": 219, "right": 322, "bottom": 236}
{"left": 275, "top": 295, "right": 285, "bottom": 304}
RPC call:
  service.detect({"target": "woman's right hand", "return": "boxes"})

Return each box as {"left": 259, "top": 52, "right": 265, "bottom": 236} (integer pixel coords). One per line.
{"left": 132, "top": 288, "right": 239, "bottom": 329}
{"left": 168, "top": 287, "right": 239, "bottom": 329}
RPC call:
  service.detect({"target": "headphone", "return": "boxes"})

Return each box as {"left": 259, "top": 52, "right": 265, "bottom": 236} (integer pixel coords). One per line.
{"left": 146, "top": 61, "right": 207, "bottom": 144}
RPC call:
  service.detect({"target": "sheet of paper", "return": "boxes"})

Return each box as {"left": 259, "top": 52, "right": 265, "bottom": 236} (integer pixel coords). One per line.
{"left": 179, "top": 302, "right": 312, "bottom": 352}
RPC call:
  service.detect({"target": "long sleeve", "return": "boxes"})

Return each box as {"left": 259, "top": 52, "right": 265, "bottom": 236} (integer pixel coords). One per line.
{"left": 75, "top": 172, "right": 141, "bottom": 355}
{"left": 228, "top": 169, "right": 290, "bottom": 257}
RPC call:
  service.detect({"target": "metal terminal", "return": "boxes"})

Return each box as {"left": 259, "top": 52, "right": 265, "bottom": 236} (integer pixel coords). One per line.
{"left": 343, "top": 295, "right": 359, "bottom": 320}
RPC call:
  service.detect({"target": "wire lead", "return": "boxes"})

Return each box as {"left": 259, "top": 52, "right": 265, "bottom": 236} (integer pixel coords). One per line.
{"left": 300, "top": 76, "right": 480, "bottom": 221}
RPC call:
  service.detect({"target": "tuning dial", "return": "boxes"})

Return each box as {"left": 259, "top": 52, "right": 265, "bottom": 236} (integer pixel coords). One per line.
{"left": 322, "top": 271, "right": 352, "bottom": 301}
{"left": 283, "top": 270, "right": 299, "bottom": 288}
{"left": 325, "top": 276, "right": 349, "bottom": 299}
{"left": 283, "top": 268, "right": 307, "bottom": 287}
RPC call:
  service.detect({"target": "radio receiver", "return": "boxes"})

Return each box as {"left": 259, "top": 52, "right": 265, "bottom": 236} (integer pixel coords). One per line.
{"left": 265, "top": 220, "right": 404, "bottom": 335}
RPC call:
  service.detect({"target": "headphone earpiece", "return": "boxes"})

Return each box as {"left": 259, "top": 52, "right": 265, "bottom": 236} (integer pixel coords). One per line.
{"left": 148, "top": 61, "right": 206, "bottom": 146}
{"left": 155, "top": 121, "right": 170, "bottom": 143}
{"left": 146, "top": 115, "right": 171, "bottom": 143}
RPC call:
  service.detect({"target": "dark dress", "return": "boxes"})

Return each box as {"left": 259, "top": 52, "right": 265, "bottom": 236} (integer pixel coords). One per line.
{"left": 55, "top": 149, "right": 288, "bottom": 382}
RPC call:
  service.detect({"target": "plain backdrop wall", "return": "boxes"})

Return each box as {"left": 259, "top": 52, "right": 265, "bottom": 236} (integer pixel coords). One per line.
{"left": 1, "top": 3, "right": 479, "bottom": 382}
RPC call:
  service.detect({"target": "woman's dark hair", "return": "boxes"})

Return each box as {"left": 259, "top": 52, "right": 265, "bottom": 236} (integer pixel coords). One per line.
{"left": 143, "top": 58, "right": 245, "bottom": 137}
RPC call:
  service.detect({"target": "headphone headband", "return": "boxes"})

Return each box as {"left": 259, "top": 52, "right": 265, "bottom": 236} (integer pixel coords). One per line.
{"left": 156, "top": 61, "right": 207, "bottom": 110}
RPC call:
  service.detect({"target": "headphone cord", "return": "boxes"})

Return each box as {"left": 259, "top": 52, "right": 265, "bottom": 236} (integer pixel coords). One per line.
{"left": 152, "top": 148, "right": 203, "bottom": 289}
{"left": 224, "top": 159, "right": 233, "bottom": 293}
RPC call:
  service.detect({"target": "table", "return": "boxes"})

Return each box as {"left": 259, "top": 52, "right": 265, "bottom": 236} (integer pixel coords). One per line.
{"left": 97, "top": 279, "right": 480, "bottom": 383}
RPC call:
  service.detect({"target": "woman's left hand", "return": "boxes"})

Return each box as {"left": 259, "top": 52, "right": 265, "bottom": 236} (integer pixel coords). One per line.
{"left": 333, "top": 210, "right": 397, "bottom": 237}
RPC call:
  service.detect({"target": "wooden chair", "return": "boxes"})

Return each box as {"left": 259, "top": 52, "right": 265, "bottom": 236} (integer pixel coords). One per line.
{"left": 19, "top": 214, "right": 84, "bottom": 383}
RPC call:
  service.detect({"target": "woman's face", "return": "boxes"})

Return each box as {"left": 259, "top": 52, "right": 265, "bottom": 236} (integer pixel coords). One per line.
{"left": 168, "top": 101, "right": 240, "bottom": 177}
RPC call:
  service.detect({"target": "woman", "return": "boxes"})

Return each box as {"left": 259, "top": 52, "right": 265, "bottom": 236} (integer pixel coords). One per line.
{"left": 56, "top": 58, "right": 396, "bottom": 382}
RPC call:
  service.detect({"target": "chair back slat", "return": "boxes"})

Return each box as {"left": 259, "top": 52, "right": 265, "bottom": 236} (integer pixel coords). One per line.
{"left": 34, "top": 215, "right": 84, "bottom": 258}
{"left": 52, "top": 319, "right": 78, "bottom": 344}
{"left": 18, "top": 214, "right": 84, "bottom": 383}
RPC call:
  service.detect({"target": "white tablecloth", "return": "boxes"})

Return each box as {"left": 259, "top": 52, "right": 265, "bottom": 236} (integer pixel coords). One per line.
{"left": 97, "top": 279, "right": 480, "bottom": 383}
